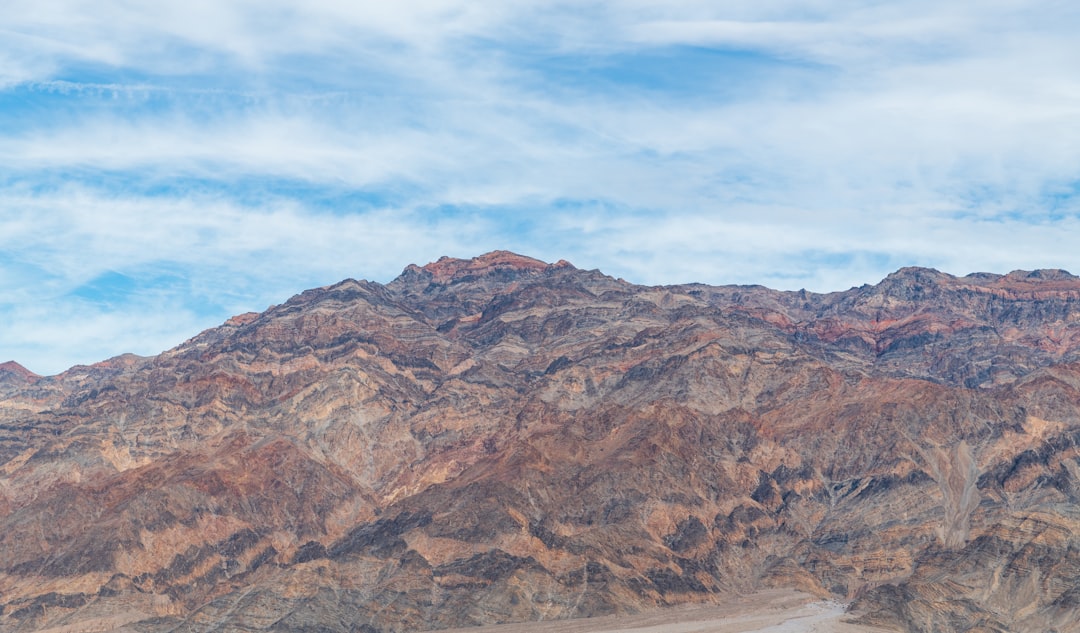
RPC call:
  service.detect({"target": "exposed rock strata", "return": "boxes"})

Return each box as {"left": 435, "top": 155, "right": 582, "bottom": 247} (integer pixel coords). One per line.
{"left": 2, "top": 252, "right": 1080, "bottom": 632}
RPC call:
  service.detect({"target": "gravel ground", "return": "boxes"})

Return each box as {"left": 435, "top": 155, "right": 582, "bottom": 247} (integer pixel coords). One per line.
{"left": 430, "top": 591, "right": 887, "bottom": 633}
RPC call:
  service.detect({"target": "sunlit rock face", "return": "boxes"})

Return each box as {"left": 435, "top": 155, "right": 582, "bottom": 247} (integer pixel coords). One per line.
{"left": 3, "top": 251, "right": 1080, "bottom": 633}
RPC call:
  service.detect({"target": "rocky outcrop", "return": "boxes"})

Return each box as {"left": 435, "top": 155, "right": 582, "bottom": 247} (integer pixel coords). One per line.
{"left": 2, "top": 252, "right": 1080, "bottom": 632}
{"left": 0, "top": 361, "right": 39, "bottom": 395}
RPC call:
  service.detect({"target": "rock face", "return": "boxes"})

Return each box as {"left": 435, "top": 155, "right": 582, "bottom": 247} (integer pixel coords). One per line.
{"left": 3, "top": 251, "right": 1080, "bottom": 632}
{"left": 0, "top": 361, "right": 39, "bottom": 395}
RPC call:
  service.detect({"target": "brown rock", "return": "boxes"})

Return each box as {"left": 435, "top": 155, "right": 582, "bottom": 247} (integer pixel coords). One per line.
{"left": 2, "top": 253, "right": 1080, "bottom": 632}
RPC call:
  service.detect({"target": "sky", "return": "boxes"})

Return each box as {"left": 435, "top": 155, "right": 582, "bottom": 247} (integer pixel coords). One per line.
{"left": 2, "top": 1, "right": 1079, "bottom": 375}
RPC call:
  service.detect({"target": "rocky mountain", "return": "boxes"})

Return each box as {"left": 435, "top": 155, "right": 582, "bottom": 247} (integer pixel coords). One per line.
{"left": 3, "top": 251, "right": 1080, "bottom": 632}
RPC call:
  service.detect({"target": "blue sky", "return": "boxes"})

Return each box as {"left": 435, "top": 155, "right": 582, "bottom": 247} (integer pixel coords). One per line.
{"left": 2, "top": 1, "right": 1079, "bottom": 374}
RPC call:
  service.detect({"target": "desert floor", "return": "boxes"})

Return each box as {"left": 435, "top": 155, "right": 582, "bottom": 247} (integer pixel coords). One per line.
{"left": 433, "top": 591, "right": 887, "bottom": 633}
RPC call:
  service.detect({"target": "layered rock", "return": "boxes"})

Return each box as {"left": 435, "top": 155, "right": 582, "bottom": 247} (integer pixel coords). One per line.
{"left": 2, "top": 252, "right": 1080, "bottom": 632}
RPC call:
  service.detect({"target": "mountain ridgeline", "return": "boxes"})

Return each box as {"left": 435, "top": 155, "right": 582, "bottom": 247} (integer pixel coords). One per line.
{"left": 3, "top": 252, "right": 1080, "bottom": 632}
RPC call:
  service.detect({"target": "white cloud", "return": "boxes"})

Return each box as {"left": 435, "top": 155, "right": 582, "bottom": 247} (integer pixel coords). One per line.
{"left": 1, "top": 0, "right": 1079, "bottom": 371}
{"left": 0, "top": 185, "right": 516, "bottom": 374}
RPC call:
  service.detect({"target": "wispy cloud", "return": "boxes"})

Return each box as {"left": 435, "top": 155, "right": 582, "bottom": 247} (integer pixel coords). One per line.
{"left": 1, "top": 0, "right": 1079, "bottom": 373}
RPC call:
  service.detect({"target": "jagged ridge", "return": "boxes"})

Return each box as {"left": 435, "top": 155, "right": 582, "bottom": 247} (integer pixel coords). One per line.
{"left": 2, "top": 252, "right": 1080, "bottom": 632}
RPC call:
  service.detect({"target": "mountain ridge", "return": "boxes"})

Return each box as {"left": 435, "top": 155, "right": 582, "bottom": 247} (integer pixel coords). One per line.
{"left": 3, "top": 252, "right": 1080, "bottom": 632}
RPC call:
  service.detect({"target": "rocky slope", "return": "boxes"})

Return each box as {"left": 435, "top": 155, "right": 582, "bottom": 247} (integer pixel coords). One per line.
{"left": 3, "top": 251, "right": 1080, "bottom": 632}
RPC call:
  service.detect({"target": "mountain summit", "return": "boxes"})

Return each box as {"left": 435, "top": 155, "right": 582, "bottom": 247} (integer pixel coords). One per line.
{"left": 2, "top": 254, "right": 1080, "bottom": 632}
{"left": 401, "top": 250, "right": 567, "bottom": 283}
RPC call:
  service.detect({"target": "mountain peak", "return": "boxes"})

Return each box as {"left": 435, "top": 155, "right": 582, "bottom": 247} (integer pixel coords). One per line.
{"left": 1003, "top": 268, "right": 1077, "bottom": 282}
{"left": 399, "top": 251, "right": 570, "bottom": 285}
{"left": 882, "top": 266, "right": 951, "bottom": 283}
{"left": 0, "top": 360, "right": 39, "bottom": 383}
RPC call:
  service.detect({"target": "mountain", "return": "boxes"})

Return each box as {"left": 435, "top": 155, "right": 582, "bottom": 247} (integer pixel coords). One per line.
{"left": 3, "top": 251, "right": 1080, "bottom": 632}
{"left": 0, "top": 361, "right": 39, "bottom": 395}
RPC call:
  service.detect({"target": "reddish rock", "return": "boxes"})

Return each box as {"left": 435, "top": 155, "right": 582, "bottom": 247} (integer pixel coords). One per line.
{"left": 418, "top": 250, "right": 552, "bottom": 283}
{"left": 0, "top": 361, "right": 38, "bottom": 383}
{"left": 2, "top": 255, "right": 1080, "bottom": 632}
{"left": 225, "top": 311, "right": 261, "bottom": 327}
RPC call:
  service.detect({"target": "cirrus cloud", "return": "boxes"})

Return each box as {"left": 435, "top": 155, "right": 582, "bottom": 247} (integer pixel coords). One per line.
{"left": 1, "top": 0, "right": 1078, "bottom": 373}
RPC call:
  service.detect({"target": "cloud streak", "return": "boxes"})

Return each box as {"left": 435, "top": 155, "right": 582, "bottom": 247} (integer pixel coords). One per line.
{"left": 2, "top": 0, "right": 1079, "bottom": 373}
